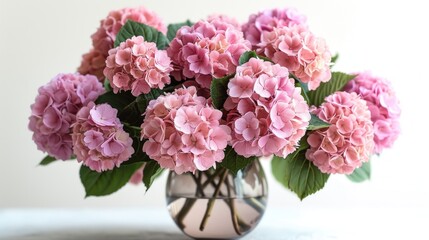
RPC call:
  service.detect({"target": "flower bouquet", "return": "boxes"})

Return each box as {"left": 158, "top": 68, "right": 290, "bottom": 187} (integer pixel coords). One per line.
{"left": 29, "top": 5, "right": 400, "bottom": 239}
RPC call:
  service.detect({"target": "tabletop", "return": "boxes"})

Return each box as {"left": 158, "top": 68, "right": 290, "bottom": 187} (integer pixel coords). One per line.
{"left": 0, "top": 206, "right": 426, "bottom": 240}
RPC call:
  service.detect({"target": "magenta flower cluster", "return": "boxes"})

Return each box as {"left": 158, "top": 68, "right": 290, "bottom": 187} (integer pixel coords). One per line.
{"left": 344, "top": 72, "right": 401, "bottom": 154}
{"left": 28, "top": 74, "right": 104, "bottom": 160}
{"left": 141, "top": 87, "right": 231, "bottom": 174}
{"left": 78, "top": 6, "right": 167, "bottom": 81}
{"left": 224, "top": 58, "right": 310, "bottom": 158}
{"left": 306, "top": 92, "right": 375, "bottom": 174}
{"left": 72, "top": 103, "right": 134, "bottom": 172}
{"left": 242, "top": 8, "right": 307, "bottom": 48}
{"left": 256, "top": 25, "right": 332, "bottom": 90}
{"left": 167, "top": 20, "right": 251, "bottom": 89}
{"left": 104, "top": 36, "right": 173, "bottom": 96}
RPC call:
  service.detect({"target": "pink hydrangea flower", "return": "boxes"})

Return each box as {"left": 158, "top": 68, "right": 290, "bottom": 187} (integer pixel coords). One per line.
{"left": 72, "top": 103, "right": 134, "bottom": 172}
{"left": 103, "top": 36, "right": 173, "bottom": 96}
{"left": 242, "top": 7, "right": 307, "bottom": 48}
{"left": 305, "top": 92, "right": 375, "bottom": 174}
{"left": 77, "top": 49, "right": 106, "bottom": 81}
{"left": 225, "top": 58, "right": 310, "bottom": 158}
{"left": 141, "top": 86, "right": 231, "bottom": 174}
{"left": 78, "top": 6, "right": 167, "bottom": 80}
{"left": 167, "top": 20, "right": 251, "bottom": 89}
{"left": 207, "top": 14, "right": 241, "bottom": 29}
{"left": 344, "top": 72, "right": 401, "bottom": 154}
{"left": 257, "top": 25, "right": 332, "bottom": 90}
{"left": 129, "top": 165, "right": 144, "bottom": 185}
{"left": 28, "top": 74, "right": 104, "bottom": 160}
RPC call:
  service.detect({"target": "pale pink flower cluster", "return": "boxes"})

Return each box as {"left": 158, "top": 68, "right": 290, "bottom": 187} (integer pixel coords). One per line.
{"left": 167, "top": 20, "right": 251, "bottom": 89}
{"left": 242, "top": 8, "right": 307, "bottom": 47}
{"left": 78, "top": 6, "right": 167, "bottom": 80}
{"left": 141, "top": 87, "right": 231, "bottom": 174}
{"left": 344, "top": 72, "right": 401, "bottom": 154}
{"left": 28, "top": 74, "right": 104, "bottom": 160}
{"left": 104, "top": 36, "right": 173, "bottom": 96}
{"left": 257, "top": 25, "right": 332, "bottom": 90}
{"left": 306, "top": 92, "right": 375, "bottom": 174}
{"left": 207, "top": 14, "right": 241, "bottom": 29}
{"left": 72, "top": 103, "right": 134, "bottom": 172}
{"left": 224, "top": 58, "right": 310, "bottom": 158}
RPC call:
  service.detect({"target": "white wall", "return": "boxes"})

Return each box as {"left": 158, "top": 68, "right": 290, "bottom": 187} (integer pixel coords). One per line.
{"left": 0, "top": 0, "right": 427, "bottom": 210}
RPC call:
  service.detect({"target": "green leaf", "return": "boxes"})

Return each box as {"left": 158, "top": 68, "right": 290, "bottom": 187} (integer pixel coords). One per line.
{"left": 123, "top": 140, "right": 151, "bottom": 165}
{"left": 308, "top": 114, "right": 330, "bottom": 130}
{"left": 347, "top": 161, "right": 371, "bottom": 183}
{"left": 239, "top": 51, "right": 258, "bottom": 65}
{"left": 95, "top": 91, "right": 135, "bottom": 112}
{"left": 114, "top": 20, "right": 169, "bottom": 49}
{"left": 143, "top": 161, "right": 164, "bottom": 191}
{"left": 295, "top": 136, "right": 310, "bottom": 153}
{"left": 39, "top": 155, "right": 56, "bottom": 166}
{"left": 238, "top": 51, "right": 273, "bottom": 65}
{"left": 210, "top": 74, "right": 233, "bottom": 109}
{"left": 272, "top": 152, "right": 329, "bottom": 200}
{"left": 167, "top": 20, "right": 193, "bottom": 41}
{"left": 331, "top": 53, "right": 339, "bottom": 65}
{"left": 80, "top": 162, "right": 143, "bottom": 197}
{"left": 293, "top": 75, "right": 310, "bottom": 103}
{"left": 103, "top": 79, "right": 112, "bottom": 91}
{"left": 95, "top": 88, "right": 163, "bottom": 126}
{"left": 220, "top": 146, "right": 255, "bottom": 176}
{"left": 307, "top": 72, "right": 356, "bottom": 107}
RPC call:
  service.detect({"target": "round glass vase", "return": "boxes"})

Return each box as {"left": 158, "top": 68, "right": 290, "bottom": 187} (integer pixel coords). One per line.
{"left": 166, "top": 159, "right": 268, "bottom": 240}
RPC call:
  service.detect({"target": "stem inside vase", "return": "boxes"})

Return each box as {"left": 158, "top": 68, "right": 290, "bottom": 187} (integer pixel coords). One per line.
{"left": 166, "top": 160, "right": 268, "bottom": 239}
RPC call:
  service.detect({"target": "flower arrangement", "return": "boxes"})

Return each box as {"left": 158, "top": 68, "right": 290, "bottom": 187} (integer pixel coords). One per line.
{"left": 29, "top": 5, "right": 401, "bottom": 238}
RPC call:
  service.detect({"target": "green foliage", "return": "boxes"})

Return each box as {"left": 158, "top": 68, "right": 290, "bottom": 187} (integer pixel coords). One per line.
{"left": 239, "top": 51, "right": 258, "bottom": 65}
{"left": 307, "top": 72, "right": 356, "bottom": 107}
{"left": 39, "top": 155, "right": 56, "bottom": 166}
{"left": 114, "top": 20, "right": 169, "bottom": 49}
{"left": 210, "top": 74, "right": 233, "bottom": 109}
{"left": 347, "top": 161, "right": 371, "bottom": 183}
{"left": 308, "top": 114, "right": 330, "bottom": 130}
{"left": 219, "top": 146, "right": 256, "bottom": 176}
{"left": 331, "top": 53, "right": 339, "bottom": 65}
{"left": 293, "top": 76, "right": 310, "bottom": 103}
{"left": 143, "top": 161, "right": 164, "bottom": 191}
{"left": 80, "top": 162, "right": 143, "bottom": 197}
{"left": 239, "top": 51, "right": 273, "bottom": 65}
{"left": 271, "top": 137, "right": 329, "bottom": 200}
{"left": 167, "top": 20, "right": 193, "bottom": 41}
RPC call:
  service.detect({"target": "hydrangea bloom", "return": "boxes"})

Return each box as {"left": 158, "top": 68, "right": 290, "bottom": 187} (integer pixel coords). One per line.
{"left": 78, "top": 6, "right": 167, "bottom": 80}
{"left": 257, "top": 25, "right": 332, "bottom": 90}
{"left": 129, "top": 165, "right": 144, "bottom": 185}
{"left": 28, "top": 74, "right": 104, "bottom": 160}
{"left": 72, "top": 103, "right": 134, "bottom": 172}
{"left": 224, "top": 58, "right": 310, "bottom": 157}
{"left": 104, "top": 36, "right": 173, "bottom": 96}
{"left": 77, "top": 49, "right": 106, "bottom": 81}
{"left": 344, "top": 72, "right": 401, "bottom": 154}
{"left": 141, "top": 86, "right": 231, "bottom": 174}
{"left": 242, "top": 7, "right": 307, "bottom": 48}
{"left": 306, "top": 92, "right": 375, "bottom": 174}
{"left": 167, "top": 20, "right": 251, "bottom": 89}
{"left": 207, "top": 14, "right": 241, "bottom": 29}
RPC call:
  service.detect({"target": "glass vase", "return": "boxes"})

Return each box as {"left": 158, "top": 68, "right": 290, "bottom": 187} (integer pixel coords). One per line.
{"left": 166, "top": 159, "right": 268, "bottom": 239}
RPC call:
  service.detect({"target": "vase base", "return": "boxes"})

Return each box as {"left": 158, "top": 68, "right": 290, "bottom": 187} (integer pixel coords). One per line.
{"left": 167, "top": 196, "right": 266, "bottom": 239}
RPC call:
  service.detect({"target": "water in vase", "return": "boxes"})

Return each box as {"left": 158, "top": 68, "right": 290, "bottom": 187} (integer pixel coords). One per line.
{"left": 167, "top": 196, "right": 267, "bottom": 239}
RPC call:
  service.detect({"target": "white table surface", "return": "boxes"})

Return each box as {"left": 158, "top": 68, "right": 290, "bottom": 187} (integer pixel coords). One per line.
{"left": 0, "top": 207, "right": 426, "bottom": 240}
